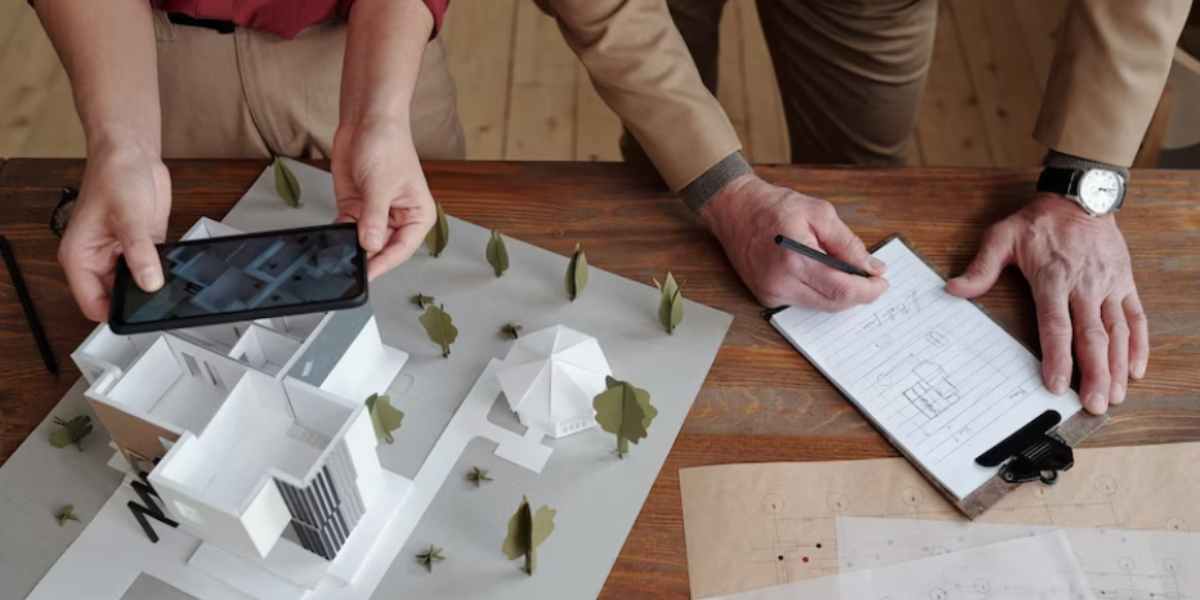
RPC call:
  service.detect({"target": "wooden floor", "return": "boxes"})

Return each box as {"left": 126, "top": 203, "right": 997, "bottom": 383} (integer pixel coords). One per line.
{"left": 1, "top": 0, "right": 1071, "bottom": 167}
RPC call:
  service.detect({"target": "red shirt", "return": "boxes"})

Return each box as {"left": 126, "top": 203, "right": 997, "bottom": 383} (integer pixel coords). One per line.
{"left": 151, "top": 0, "right": 449, "bottom": 39}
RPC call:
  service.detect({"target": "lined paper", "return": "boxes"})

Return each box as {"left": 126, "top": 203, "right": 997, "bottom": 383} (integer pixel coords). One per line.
{"left": 771, "top": 238, "right": 1082, "bottom": 500}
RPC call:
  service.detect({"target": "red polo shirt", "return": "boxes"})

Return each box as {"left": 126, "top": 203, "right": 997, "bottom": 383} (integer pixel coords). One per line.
{"left": 151, "top": 0, "right": 449, "bottom": 39}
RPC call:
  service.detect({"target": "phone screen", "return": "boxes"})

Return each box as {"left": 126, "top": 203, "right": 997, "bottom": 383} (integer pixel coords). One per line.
{"left": 110, "top": 223, "right": 366, "bottom": 333}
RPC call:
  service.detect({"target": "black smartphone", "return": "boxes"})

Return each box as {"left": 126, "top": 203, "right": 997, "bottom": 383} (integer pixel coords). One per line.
{"left": 109, "top": 223, "right": 367, "bottom": 335}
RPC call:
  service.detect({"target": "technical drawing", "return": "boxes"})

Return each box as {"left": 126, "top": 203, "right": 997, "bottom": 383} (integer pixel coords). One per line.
{"left": 902, "top": 361, "right": 960, "bottom": 418}
{"left": 861, "top": 289, "right": 925, "bottom": 333}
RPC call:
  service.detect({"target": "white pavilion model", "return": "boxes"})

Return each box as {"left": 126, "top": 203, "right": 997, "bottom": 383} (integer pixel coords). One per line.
{"left": 69, "top": 217, "right": 412, "bottom": 598}
{"left": 495, "top": 324, "right": 613, "bottom": 438}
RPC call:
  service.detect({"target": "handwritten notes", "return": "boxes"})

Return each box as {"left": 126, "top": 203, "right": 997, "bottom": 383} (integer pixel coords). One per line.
{"left": 770, "top": 238, "right": 1082, "bottom": 500}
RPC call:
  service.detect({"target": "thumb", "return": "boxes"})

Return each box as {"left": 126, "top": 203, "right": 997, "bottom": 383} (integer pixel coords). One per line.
{"left": 115, "top": 213, "right": 164, "bottom": 292}
{"left": 357, "top": 178, "right": 393, "bottom": 254}
{"left": 947, "top": 223, "right": 1016, "bottom": 298}
{"left": 811, "top": 209, "right": 887, "bottom": 276}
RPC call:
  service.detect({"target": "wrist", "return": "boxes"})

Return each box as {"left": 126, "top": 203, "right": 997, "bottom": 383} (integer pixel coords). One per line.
{"left": 699, "top": 172, "right": 757, "bottom": 234}
{"left": 85, "top": 124, "right": 160, "bottom": 162}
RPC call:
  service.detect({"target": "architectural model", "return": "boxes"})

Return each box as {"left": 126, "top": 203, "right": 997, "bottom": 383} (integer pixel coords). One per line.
{"left": 495, "top": 325, "right": 612, "bottom": 438}
{"left": 70, "top": 217, "right": 411, "bottom": 598}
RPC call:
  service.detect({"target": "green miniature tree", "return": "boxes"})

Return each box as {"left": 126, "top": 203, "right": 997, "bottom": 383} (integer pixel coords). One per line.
{"left": 411, "top": 293, "right": 435, "bottom": 309}
{"left": 55, "top": 505, "right": 79, "bottom": 527}
{"left": 419, "top": 304, "right": 458, "bottom": 358}
{"left": 49, "top": 415, "right": 93, "bottom": 451}
{"left": 565, "top": 243, "right": 588, "bottom": 301}
{"left": 365, "top": 394, "right": 404, "bottom": 444}
{"left": 466, "top": 466, "right": 493, "bottom": 487}
{"left": 272, "top": 157, "right": 302, "bottom": 208}
{"left": 486, "top": 230, "right": 509, "bottom": 277}
{"left": 593, "top": 376, "right": 657, "bottom": 458}
{"left": 653, "top": 272, "right": 684, "bottom": 335}
{"left": 502, "top": 496, "right": 556, "bottom": 575}
{"left": 425, "top": 202, "right": 449, "bottom": 257}
{"left": 416, "top": 545, "right": 446, "bottom": 573}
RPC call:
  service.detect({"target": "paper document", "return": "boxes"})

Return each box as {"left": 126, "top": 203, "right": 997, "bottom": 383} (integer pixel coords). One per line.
{"left": 837, "top": 516, "right": 1200, "bottom": 599}
{"left": 770, "top": 237, "right": 1082, "bottom": 499}
{"left": 709, "top": 531, "right": 1095, "bottom": 600}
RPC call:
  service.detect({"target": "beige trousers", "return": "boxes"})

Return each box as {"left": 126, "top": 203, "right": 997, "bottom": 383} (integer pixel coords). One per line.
{"left": 667, "top": 0, "right": 937, "bottom": 165}
{"left": 152, "top": 12, "right": 465, "bottom": 160}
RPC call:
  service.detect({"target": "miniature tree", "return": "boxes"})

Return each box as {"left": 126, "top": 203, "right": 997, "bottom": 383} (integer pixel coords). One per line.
{"left": 565, "top": 243, "right": 588, "bottom": 301}
{"left": 55, "top": 505, "right": 80, "bottom": 527}
{"left": 425, "top": 202, "right": 449, "bottom": 257}
{"left": 653, "top": 272, "right": 684, "bottom": 335}
{"left": 416, "top": 545, "right": 446, "bottom": 573}
{"left": 593, "top": 376, "right": 657, "bottom": 458}
{"left": 486, "top": 230, "right": 509, "bottom": 277}
{"left": 419, "top": 304, "right": 458, "bottom": 358}
{"left": 49, "top": 415, "right": 93, "bottom": 451}
{"left": 500, "top": 323, "right": 523, "bottom": 340}
{"left": 411, "top": 293, "right": 435, "bottom": 309}
{"left": 366, "top": 394, "right": 405, "bottom": 444}
{"left": 272, "top": 157, "right": 302, "bottom": 208}
{"left": 467, "top": 466, "right": 493, "bottom": 487}
{"left": 502, "top": 496, "right": 556, "bottom": 575}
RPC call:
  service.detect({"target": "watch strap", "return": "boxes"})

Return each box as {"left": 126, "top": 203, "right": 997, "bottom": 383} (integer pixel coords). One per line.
{"left": 1036, "top": 166, "right": 1079, "bottom": 197}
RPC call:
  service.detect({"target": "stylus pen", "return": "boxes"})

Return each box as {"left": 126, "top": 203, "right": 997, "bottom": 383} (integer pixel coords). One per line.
{"left": 0, "top": 235, "right": 58, "bottom": 375}
{"left": 774, "top": 234, "right": 872, "bottom": 278}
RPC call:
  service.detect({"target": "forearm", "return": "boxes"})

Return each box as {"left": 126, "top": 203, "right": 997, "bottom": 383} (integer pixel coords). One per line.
{"left": 35, "top": 0, "right": 161, "bottom": 157}
{"left": 339, "top": 0, "right": 434, "bottom": 131}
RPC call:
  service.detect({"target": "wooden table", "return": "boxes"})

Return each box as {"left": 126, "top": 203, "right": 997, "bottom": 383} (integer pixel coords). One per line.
{"left": 2, "top": 159, "right": 1198, "bottom": 598}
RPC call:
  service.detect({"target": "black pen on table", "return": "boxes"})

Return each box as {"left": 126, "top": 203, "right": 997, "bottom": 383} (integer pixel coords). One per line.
{"left": 774, "top": 234, "right": 874, "bottom": 278}
{"left": 0, "top": 235, "right": 58, "bottom": 375}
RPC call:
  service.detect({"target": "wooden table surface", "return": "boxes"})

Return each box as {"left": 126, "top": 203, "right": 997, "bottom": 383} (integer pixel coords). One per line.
{"left": 2, "top": 159, "right": 1198, "bottom": 598}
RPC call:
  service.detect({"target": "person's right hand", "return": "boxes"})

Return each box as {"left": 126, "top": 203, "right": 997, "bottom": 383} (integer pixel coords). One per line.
{"left": 700, "top": 173, "right": 888, "bottom": 310}
{"left": 58, "top": 147, "right": 171, "bottom": 321}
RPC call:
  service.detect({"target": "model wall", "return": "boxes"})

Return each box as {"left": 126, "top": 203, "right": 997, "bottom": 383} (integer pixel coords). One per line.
{"left": 283, "top": 377, "right": 354, "bottom": 440}
{"left": 106, "top": 338, "right": 182, "bottom": 414}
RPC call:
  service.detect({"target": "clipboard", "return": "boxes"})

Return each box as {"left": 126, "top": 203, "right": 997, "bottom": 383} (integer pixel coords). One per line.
{"left": 765, "top": 233, "right": 1107, "bottom": 519}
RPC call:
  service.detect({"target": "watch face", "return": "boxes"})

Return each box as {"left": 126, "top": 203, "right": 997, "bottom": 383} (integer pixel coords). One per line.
{"left": 1077, "top": 169, "right": 1123, "bottom": 214}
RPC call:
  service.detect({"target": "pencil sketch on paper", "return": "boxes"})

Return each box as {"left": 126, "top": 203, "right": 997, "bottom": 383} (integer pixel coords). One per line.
{"left": 901, "top": 361, "right": 960, "bottom": 418}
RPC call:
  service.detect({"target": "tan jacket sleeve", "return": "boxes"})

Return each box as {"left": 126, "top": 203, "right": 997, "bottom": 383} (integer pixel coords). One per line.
{"left": 536, "top": 0, "right": 742, "bottom": 191}
{"left": 1034, "top": 0, "right": 1190, "bottom": 167}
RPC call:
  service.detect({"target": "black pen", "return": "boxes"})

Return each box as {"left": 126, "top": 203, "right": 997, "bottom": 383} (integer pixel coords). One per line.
{"left": 774, "top": 234, "right": 873, "bottom": 278}
{"left": 0, "top": 235, "right": 58, "bottom": 375}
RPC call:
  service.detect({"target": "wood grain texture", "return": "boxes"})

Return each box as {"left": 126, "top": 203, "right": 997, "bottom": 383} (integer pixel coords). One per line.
{"left": 442, "top": 0, "right": 519, "bottom": 160}
{"left": 503, "top": 2, "right": 577, "bottom": 160}
{"left": 574, "top": 62, "right": 622, "bottom": 161}
{"left": 736, "top": 0, "right": 790, "bottom": 164}
{"left": 1, "top": 159, "right": 1197, "bottom": 598}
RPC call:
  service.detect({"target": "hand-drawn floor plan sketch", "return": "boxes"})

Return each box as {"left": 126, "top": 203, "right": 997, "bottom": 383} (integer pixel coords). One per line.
{"left": 680, "top": 442, "right": 1200, "bottom": 599}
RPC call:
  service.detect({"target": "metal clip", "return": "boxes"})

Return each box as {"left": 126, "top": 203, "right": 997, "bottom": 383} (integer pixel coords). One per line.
{"left": 998, "top": 435, "right": 1075, "bottom": 485}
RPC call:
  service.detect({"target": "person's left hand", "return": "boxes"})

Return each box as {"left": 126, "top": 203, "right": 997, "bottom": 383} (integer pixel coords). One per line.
{"left": 332, "top": 118, "right": 435, "bottom": 280}
{"left": 946, "top": 193, "right": 1149, "bottom": 415}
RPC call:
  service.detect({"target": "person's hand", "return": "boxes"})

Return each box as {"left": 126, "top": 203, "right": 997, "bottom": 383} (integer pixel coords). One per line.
{"left": 58, "top": 147, "right": 170, "bottom": 321}
{"left": 946, "top": 194, "right": 1148, "bottom": 415}
{"left": 700, "top": 174, "right": 888, "bottom": 309}
{"left": 332, "top": 119, "right": 435, "bottom": 280}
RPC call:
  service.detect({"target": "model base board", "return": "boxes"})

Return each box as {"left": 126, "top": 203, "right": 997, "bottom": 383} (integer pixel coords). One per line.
{"left": 7, "top": 160, "right": 733, "bottom": 600}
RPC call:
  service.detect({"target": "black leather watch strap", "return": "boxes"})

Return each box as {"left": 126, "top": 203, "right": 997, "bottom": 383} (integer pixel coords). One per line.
{"left": 1036, "top": 167, "right": 1078, "bottom": 197}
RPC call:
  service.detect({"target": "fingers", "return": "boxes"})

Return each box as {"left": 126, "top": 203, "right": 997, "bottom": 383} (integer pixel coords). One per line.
{"left": 113, "top": 214, "right": 164, "bottom": 293}
{"left": 356, "top": 182, "right": 393, "bottom": 254}
{"left": 1071, "top": 294, "right": 1110, "bottom": 415}
{"left": 810, "top": 208, "right": 887, "bottom": 276}
{"left": 1124, "top": 293, "right": 1149, "bottom": 379}
{"left": 1034, "top": 278, "right": 1073, "bottom": 396}
{"left": 1101, "top": 298, "right": 1129, "bottom": 406}
{"left": 366, "top": 219, "right": 430, "bottom": 280}
{"left": 799, "top": 262, "right": 889, "bottom": 310}
{"left": 58, "top": 245, "right": 111, "bottom": 322}
{"left": 946, "top": 223, "right": 1016, "bottom": 299}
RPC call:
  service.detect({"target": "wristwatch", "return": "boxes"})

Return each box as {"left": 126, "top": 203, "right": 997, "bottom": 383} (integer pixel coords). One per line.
{"left": 1036, "top": 167, "right": 1126, "bottom": 216}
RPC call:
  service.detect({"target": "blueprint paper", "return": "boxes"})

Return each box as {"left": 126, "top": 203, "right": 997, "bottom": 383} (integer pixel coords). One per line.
{"left": 837, "top": 516, "right": 1200, "bottom": 599}
{"left": 679, "top": 442, "right": 1200, "bottom": 599}
{"left": 12, "top": 159, "right": 733, "bottom": 600}
{"left": 770, "top": 237, "right": 1082, "bottom": 500}
{"left": 707, "top": 532, "right": 1094, "bottom": 600}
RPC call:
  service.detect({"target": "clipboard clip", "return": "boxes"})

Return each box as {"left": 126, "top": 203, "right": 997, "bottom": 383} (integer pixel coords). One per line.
{"left": 975, "top": 410, "right": 1075, "bottom": 485}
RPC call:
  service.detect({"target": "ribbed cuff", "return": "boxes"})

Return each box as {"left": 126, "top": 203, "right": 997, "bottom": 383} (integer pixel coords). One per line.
{"left": 681, "top": 151, "right": 753, "bottom": 213}
{"left": 1043, "top": 150, "right": 1130, "bottom": 180}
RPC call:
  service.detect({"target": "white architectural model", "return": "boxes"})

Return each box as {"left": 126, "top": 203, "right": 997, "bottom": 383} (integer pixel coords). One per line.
{"left": 496, "top": 325, "right": 612, "bottom": 438}
{"left": 70, "top": 218, "right": 411, "bottom": 597}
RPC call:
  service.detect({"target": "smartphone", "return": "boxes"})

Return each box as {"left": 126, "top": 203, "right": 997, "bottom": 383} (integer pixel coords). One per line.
{"left": 109, "top": 223, "right": 367, "bottom": 335}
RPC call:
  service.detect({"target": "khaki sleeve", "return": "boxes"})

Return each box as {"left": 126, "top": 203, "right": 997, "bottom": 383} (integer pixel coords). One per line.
{"left": 537, "top": 0, "right": 742, "bottom": 191}
{"left": 1034, "top": 0, "right": 1190, "bottom": 167}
